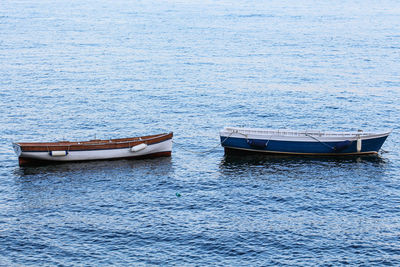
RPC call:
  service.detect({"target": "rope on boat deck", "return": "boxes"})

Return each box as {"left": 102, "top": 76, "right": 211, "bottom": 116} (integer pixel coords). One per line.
{"left": 305, "top": 133, "right": 335, "bottom": 150}
{"left": 172, "top": 132, "right": 234, "bottom": 154}
{"left": 235, "top": 130, "right": 273, "bottom": 148}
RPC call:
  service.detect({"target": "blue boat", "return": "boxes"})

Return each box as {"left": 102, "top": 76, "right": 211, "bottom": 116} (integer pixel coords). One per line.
{"left": 220, "top": 127, "right": 391, "bottom": 156}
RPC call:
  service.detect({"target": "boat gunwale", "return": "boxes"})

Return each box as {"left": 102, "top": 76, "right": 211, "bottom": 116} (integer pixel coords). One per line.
{"left": 14, "top": 132, "right": 173, "bottom": 152}
{"left": 221, "top": 127, "right": 392, "bottom": 139}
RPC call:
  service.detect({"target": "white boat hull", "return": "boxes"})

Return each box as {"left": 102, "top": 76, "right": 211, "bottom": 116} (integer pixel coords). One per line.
{"left": 18, "top": 138, "right": 172, "bottom": 163}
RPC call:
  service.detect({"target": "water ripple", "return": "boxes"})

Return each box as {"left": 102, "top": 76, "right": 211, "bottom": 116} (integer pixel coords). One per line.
{"left": 1, "top": 0, "right": 400, "bottom": 265}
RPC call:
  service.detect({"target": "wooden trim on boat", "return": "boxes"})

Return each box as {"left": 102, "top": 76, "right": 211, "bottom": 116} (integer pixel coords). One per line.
{"left": 17, "top": 132, "right": 173, "bottom": 152}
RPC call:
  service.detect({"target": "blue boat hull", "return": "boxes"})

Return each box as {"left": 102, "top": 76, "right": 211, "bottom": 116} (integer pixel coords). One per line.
{"left": 220, "top": 135, "right": 388, "bottom": 156}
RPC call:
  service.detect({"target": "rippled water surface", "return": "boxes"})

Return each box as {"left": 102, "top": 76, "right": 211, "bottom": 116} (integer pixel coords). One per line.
{"left": 1, "top": 0, "right": 400, "bottom": 265}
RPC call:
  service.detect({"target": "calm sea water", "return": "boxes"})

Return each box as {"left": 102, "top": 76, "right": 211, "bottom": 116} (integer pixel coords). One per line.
{"left": 1, "top": 0, "right": 400, "bottom": 265}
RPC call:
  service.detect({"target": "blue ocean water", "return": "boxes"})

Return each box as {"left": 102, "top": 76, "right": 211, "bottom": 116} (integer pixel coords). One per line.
{"left": 1, "top": 0, "right": 400, "bottom": 265}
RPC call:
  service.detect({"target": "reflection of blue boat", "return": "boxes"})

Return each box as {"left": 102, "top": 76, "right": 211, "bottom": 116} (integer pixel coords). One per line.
{"left": 220, "top": 127, "right": 391, "bottom": 156}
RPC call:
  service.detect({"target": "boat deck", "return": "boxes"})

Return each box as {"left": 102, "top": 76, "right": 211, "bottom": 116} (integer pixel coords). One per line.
{"left": 222, "top": 127, "right": 387, "bottom": 138}
{"left": 16, "top": 133, "right": 171, "bottom": 147}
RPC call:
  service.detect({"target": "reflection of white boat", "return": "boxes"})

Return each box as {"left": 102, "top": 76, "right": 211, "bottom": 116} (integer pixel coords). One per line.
{"left": 13, "top": 132, "right": 173, "bottom": 166}
{"left": 220, "top": 127, "right": 390, "bottom": 156}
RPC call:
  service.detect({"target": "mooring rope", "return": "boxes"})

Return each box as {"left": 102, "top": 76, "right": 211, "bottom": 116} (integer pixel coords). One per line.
{"left": 172, "top": 132, "right": 234, "bottom": 154}
{"left": 305, "top": 133, "right": 335, "bottom": 150}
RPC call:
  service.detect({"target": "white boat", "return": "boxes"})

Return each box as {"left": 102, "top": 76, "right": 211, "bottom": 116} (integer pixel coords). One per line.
{"left": 13, "top": 132, "right": 173, "bottom": 166}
